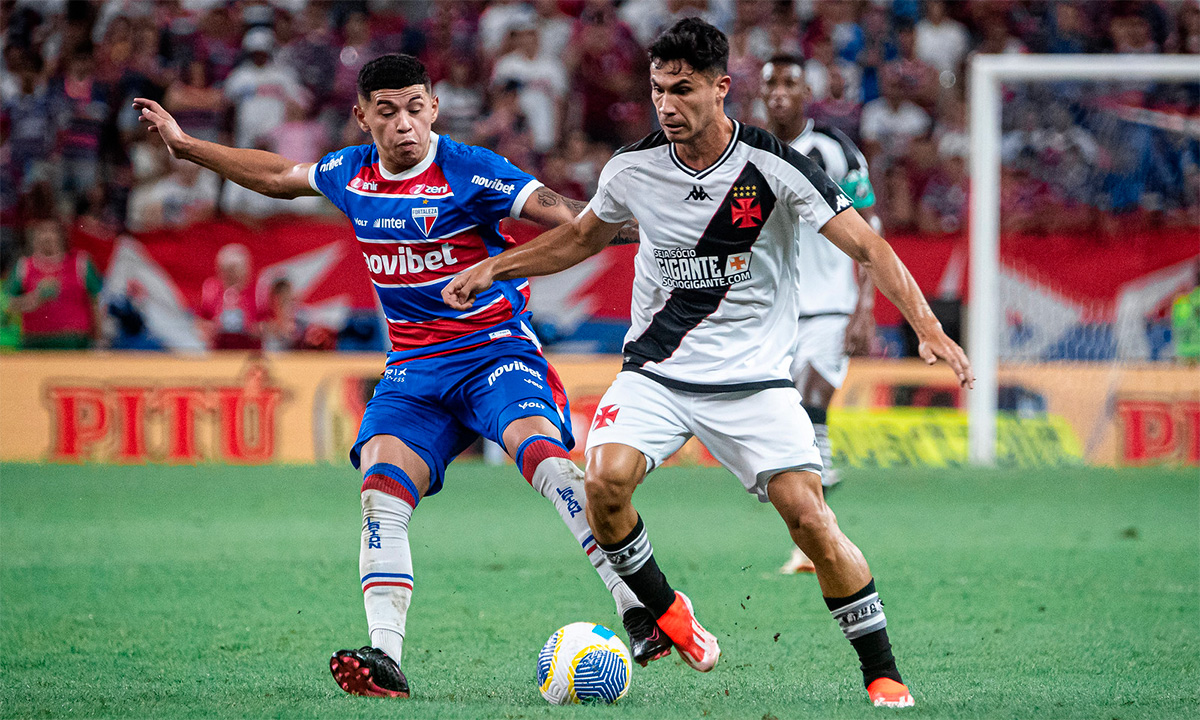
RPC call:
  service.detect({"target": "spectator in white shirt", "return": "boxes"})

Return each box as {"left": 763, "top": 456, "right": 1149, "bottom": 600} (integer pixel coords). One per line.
{"left": 491, "top": 20, "right": 567, "bottom": 152}
{"left": 915, "top": 0, "right": 970, "bottom": 74}
{"left": 224, "top": 28, "right": 310, "bottom": 149}
{"left": 860, "top": 67, "right": 932, "bottom": 166}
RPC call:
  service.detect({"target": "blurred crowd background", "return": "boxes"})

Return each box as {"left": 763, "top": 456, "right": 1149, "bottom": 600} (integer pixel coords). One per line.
{"left": 2, "top": 0, "right": 1198, "bottom": 352}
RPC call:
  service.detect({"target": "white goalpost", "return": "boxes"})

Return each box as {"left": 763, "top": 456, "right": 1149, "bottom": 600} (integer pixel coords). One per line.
{"left": 967, "top": 53, "right": 1200, "bottom": 465}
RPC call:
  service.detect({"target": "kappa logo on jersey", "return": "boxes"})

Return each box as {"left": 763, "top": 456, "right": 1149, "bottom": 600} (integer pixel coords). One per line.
{"left": 730, "top": 184, "right": 762, "bottom": 228}
{"left": 373, "top": 217, "right": 407, "bottom": 229}
{"left": 834, "top": 193, "right": 852, "bottom": 211}
{"left": 412, "top": 206, "right": 439, "bottom": 236}
{"left": 653, "top": 248, "right": 752, "bottom": 290}
{"left": 363, "top": 245, "right": 459, "bottom": 276}
{"left": 592, "top": 404, "right": 619, "bottom": 430}
{"left": 684, "top": 185, "right": 712, "bottom": 201}
{"left": 471, "top": 175, "right": 516, "bottom": 195}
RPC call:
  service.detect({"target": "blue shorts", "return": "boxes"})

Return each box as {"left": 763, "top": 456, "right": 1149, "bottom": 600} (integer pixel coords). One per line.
{"left": 351, "top": 335, "right": 574, "bottom": 496}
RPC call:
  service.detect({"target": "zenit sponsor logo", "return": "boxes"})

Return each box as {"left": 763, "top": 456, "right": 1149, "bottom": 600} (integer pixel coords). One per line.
{"left": 409, "top": 183, "right": 449, "bottom": 196}
{"left": 362, "top": 245, "right": 458, "bottom": 275}
{"left": 471, "top": 175, "right": 515, "bottom": 195}
{"left": 653, "top": 248, "right": 752, "bottom": 289}
{"left": 487, "top": 360, "right": 544, "bottom": 386}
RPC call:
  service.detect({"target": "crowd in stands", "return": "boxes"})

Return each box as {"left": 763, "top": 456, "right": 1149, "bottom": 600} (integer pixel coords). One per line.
{"left": 2, "top": 0, "right": 1198, "bottom": 351}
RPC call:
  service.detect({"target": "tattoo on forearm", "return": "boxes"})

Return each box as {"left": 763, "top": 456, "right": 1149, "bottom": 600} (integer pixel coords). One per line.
{"left": 611, "top": 223, "right": 640, "bottom": 246}
{"left": 535, "top": 187, "right": 587, "bottom": 214}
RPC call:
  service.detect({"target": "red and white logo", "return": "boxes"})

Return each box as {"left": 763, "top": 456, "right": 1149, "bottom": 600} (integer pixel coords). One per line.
{"left": 730, "top": 198, "right": 762, "bottom": 228}
{"left": 412, "top": 206, "right": 439, "bottom": 236}
{"left": 592, "top": 404, "right": 620, "bottom": 430}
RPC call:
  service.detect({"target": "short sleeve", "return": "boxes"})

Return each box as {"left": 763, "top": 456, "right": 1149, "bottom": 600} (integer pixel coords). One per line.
{"left": 584, "top": 160, "right": 634, "bottom": 225}
{"left": 308, "top": 145, "right": 369, "bottom": 216}
{"left": 773, "top": 147, "right": 854, "bottom": 232}
{"left": 458, "top": 145, "right": 543, "bottom": 223}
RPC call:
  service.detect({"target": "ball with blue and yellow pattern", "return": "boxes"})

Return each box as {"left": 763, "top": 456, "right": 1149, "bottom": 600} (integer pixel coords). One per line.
{"left": 537, "top": 622, "right": 632, "bottom": 704}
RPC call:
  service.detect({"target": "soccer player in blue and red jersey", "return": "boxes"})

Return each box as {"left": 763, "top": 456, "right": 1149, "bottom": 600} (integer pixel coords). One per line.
{"left": 133, "top": 54, "right": 667, "bottom": 699}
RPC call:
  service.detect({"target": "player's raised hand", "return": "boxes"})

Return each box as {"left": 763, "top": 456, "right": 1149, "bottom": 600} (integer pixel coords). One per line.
{"left": 132, "top": 98, "right": 190, "bottom": 158}
{"left": 442, "top": 260, "right": 497, "bottom": 310}
{"left": 917, "top": 328, "right": 974, "bottom": 389}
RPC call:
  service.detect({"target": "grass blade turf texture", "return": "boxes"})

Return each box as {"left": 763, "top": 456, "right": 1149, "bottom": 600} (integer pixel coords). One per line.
{"left": 1, "top": 463, "right": 1196, "bottom": 719}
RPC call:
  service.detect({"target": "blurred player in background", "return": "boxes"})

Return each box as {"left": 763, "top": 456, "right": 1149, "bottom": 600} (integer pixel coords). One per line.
{"left": 761, "top": 55, "right": 881, "bottom": 575}
{"left": 134, "top": 53, "right": 665, "bottom": 700}
{"left": 446, "top": 18, "right": 973, "bottom": 709}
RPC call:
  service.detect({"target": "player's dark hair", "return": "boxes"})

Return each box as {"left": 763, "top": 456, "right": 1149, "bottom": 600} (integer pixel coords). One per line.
{"left": 648, "top": 17, "right": 729, "bottom": 75}
{"left": 765, "top": 54, "right": 804, "bottom": 70}
{"left": 357, "top": 54, "right": 431, "bottom": 99}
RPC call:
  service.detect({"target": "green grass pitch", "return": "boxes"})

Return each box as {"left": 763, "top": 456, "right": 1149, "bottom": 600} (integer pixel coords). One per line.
{"left": 2, "top": 462, "right": 1196, "bottom": 719}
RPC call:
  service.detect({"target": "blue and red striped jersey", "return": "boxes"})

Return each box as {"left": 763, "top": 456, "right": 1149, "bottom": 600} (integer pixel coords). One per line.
{"left": 308, "top": 133, "right": 543, "bottom": 361}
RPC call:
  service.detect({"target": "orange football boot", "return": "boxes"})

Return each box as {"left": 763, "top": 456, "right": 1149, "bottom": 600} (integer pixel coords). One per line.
{"left": 867, "top": 678, "right": 914, "bottom": 708}
{"left": 654, "top": 592, "right": 720, "bottom": 672}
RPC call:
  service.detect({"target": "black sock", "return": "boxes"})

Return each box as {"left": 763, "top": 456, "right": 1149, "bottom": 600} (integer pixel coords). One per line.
{"left": 598, "top": 515, "right": 676, "bottom": 618}
{"left": 824, "top": 579, "right": 903, "bottom": 687}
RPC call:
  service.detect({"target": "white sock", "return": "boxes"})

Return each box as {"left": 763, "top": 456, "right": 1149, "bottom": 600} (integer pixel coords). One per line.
{"left": 360, "top": 488, "right": 414, "bottom": 667}
{"left": 530, "top": 456, "right": 643, "bottom": 616}
{"left": 813, "top": 423, "right": 840, "bottom": 488}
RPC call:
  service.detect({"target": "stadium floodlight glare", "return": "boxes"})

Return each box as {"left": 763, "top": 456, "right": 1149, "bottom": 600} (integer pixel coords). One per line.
{"left": 967, "top": 53, "right": 1200, "bottom": 465}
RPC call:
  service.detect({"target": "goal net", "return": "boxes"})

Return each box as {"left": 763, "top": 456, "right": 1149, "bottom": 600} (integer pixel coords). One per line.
{"left": 968, "top": 54, "right": 1200, "bottom": 466}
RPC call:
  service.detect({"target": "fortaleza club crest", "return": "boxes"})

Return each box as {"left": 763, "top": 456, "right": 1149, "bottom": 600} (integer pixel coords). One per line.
{"left": 412, "top": 205, "right": 439, "bottom": 236}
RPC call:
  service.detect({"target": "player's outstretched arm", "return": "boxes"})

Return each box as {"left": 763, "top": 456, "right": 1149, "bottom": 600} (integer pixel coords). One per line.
{"left": 821, "top": 209, "right": 975, "bottom": 388}
{"left": 443, "top": 209, "right": 621, "bottom": 310}
{"left": 521, "top": 186, "right": 640, "bottom": 244}
{"left": 132, "top": 97, "right": 319, "bottom": 199}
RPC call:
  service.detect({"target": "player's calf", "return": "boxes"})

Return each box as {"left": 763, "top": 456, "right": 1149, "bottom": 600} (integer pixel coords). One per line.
{"left": 358, "top": 463, "right": 421, "bottom": 671}
{"left": 768, "top": 472, "right": 908, "bottom": 704}
{"left": 516, "top": 435, "right": 670, "bottom": 664}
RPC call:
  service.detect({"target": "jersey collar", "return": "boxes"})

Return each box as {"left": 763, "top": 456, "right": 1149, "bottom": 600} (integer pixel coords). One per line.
{"left": 789, "top": 119, "right": 815, "bottom": 146}
{"left": 377, "top": 132, "right": 440, "bottom": 181}
{"left": 669, "top": 118, "right": 740, "bottom": 180}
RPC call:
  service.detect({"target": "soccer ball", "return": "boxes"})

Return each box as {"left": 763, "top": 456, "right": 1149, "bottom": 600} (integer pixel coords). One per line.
{"left": 537, "top": 622, "right": 632, "bottom": 705}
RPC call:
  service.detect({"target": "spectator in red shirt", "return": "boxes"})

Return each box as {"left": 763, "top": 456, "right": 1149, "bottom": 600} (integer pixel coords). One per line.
{"left": 198, "top": 243, "right": 260, "bottom": 350}
{"left": 5, "top": 219, "right": 104, "bottom": 350}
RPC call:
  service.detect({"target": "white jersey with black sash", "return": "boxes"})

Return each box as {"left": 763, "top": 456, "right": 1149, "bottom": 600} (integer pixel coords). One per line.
{"left": 788, "top": 119, "right": 876, "bottom": 317}
{"left": 585, "top": 119, "right": 853, "bottom": 392}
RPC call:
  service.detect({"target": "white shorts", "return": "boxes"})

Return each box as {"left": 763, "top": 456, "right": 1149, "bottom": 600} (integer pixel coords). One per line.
{"left": 791, "top": 314, "right": 851, "bottom": 390}
{"left": 585, "top": 371, "right": 823, "bottom": 503}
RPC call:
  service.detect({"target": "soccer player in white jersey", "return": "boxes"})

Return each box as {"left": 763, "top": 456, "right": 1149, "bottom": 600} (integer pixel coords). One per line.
{"left": 762, "top": 55, "right": 882, "bottom": 575}
{"left": 445, "top": 18, "right": 972, "bottom": 709}
{"left": 133, "top": 54, "right": 668, "bottom": 700}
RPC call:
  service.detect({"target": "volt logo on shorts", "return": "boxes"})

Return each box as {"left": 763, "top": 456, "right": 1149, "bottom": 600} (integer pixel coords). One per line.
{"left": 592, "top": 404, "right": 619, "bottom": 430}
{"left": 487, "top": 361, "right": 544, "bottom": 386}
{"left": 365, "top": 516, "right": 382, "bottom": 549}
{"left": 555, "top": 486, "right": 583, "bottom": 517}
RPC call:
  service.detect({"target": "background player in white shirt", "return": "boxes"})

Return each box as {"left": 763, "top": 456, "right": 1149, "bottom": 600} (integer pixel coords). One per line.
{"left": 445, "top": 18, "right": 972, "bottom": 709}
{"left": 761, "top": 55, "right": 880, "bottom": 575}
